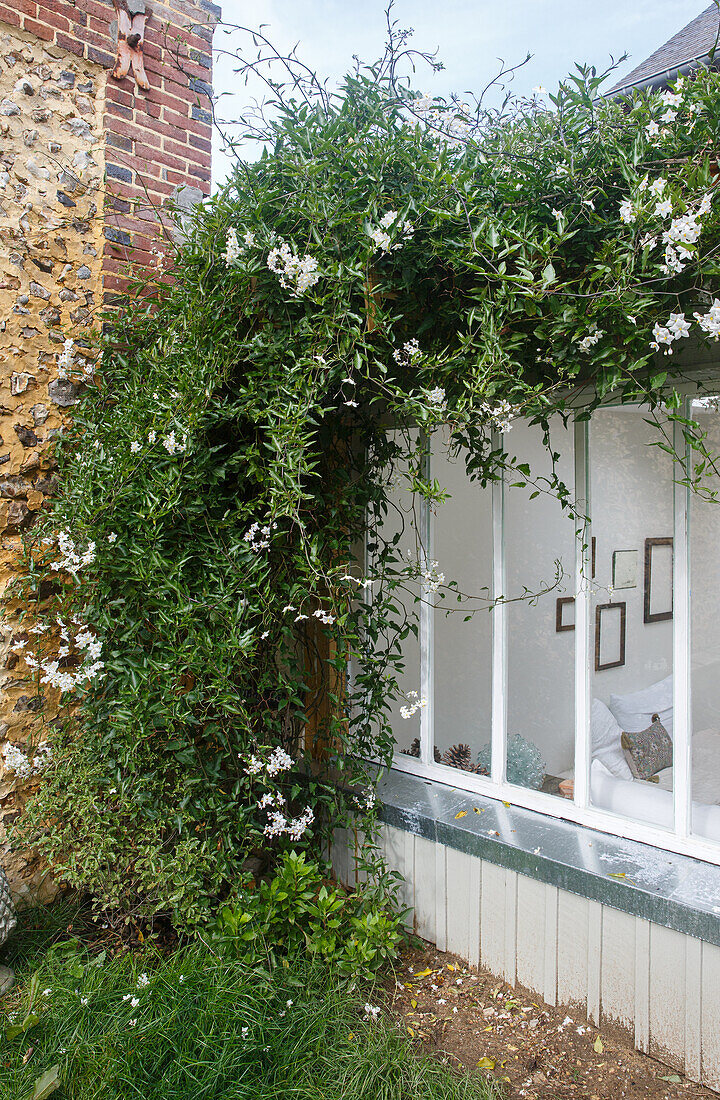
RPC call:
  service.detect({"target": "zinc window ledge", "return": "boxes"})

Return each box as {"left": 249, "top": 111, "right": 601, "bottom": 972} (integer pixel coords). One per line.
{"left": 376, "top": 766, "right": 720, "bottom": 946}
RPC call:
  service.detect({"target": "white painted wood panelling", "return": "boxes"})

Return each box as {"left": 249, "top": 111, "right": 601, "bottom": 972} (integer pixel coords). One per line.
{"left": 648, "top": 924, "right": 687, "bottom": 1070}
{"left": 600, "top": 907, "right": 636, "bottom": 1031}
{"left": 332, "top": 824, "right": 720, "bottom": 1089}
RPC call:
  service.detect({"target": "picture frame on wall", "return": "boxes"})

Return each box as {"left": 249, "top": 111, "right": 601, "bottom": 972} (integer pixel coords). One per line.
{"left": 644, "top": 537, "right": 673, "bottom": 623}
{"left": 612, "top": 549, "right": 638, "bottom": 590}
{"left": 556, "top": 596, "right": 575, "bottom": 632}
{"left": 595, "top": 601, "right": 626, "bottom": 671}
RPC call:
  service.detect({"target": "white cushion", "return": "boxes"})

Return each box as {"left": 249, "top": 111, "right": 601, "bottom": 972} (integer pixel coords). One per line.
{"left": 590, "top": 759, "right": 720, "bottom": 842}
{"left": 608, "top": 675, "right": 673, "bottom": 738}
{"left": 591, "top": 699, "right": 634, "bottom": 779}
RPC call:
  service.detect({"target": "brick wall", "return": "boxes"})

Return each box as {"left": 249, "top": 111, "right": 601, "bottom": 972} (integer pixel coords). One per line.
{"left": 0, "top": 0, "right": 217, "bottom": 904}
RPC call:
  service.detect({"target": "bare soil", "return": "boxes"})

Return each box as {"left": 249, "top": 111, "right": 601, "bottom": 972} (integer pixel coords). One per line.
{"left": 384, "top": 943, "right": 717, "bottom": 1099}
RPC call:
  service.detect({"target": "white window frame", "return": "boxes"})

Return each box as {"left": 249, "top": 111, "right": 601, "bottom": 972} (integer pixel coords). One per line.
{"left": 389, "top": 400, "right": 720, "bottom": 867}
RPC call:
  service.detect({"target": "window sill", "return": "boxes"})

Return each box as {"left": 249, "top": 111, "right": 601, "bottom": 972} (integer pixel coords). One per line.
{"left": 377, "top": 766, "right": 720, "bottom": 946}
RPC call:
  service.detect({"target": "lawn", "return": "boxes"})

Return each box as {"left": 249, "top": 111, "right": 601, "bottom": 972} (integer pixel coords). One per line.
{"left": 0, "top": 904, "right": 500, "bottom": 1100}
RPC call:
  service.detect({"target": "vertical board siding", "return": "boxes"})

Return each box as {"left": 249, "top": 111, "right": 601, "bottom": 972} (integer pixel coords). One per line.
{"left": 701, "top": 941, "right": 720, "bottom": 1090}
{"left": 337, "top": 828, "right": 719, "bottom": 1086}
{"left": 586, "top": 901, "right": 603, "bottom": 1026}
{"left": 600, "top": 907, "right": 636, "bottom": 1031}
{"left": 414, "top": 835, "right": 438, "bottom": 942}
{"left": 480, "top": 861, "right": 510, "bottom": 979}
{"left": 543, "top": 885, "right": 559, "bottom": 1006}
{"left": 648, "top": 924, "right": 688, "bottom": 1071}
{"left": 557, "top": 892, "right": 590, "bottom": 1011}
{"left": 634, "top": 919, "right": 651, "bottom": 1053}
{"left": 516, "top": 876, "right": 547, "bottom": 994}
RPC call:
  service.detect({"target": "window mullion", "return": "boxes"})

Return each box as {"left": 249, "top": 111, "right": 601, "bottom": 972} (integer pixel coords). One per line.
{"left": 673, "top": 404, "right": 692, "bottom": 839}
{"left": 491, "top": 431, "right": 507, "bottom": 785}
{"left": 574, "top": 419, "right": 591, "bottom": 810}
{"left": 420, "top": 431, "right": 434, "bottom": 766}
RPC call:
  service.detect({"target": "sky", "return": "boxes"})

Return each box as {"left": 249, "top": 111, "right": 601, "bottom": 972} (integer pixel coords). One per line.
{"left": 210, "top": 0, "right": 711, "bottom": 184}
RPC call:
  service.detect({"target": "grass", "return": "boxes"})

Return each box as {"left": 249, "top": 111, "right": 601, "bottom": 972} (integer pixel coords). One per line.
{"left": 0, "top": 905, "right": 501, "bottom": 1100}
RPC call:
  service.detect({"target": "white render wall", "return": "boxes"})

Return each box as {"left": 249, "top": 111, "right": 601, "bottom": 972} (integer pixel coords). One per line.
{"left": 332, "top": 823, "right": 720, "bottom": 1090}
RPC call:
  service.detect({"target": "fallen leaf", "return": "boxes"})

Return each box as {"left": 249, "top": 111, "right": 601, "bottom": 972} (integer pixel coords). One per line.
{"left": 502, "top": 801, "right": 511, "bottom": 807}
{"left": 454, "top": 810, "right": 468, "bottom": 819}
{"left": 414, "top": 968, "right": 433, "bottom": 978}
{"left": 477, "top": 1057, "right": 495, "bottom": 1070}
{"left": 660, "top": 1075, "right": 682, "bottom": 1083}
{"left": 607, "top": 872, "right": 626, "bottom": 879}
{"left": 31, "top": 1065, "right": 60, "bottom": 1100}
{"left": 593, "top": 1036, "right": 604, "bottom": 1053}
{"left": 411, "top": 999, "right": 417, "bottom": 1009}
{"left": 473, "top": 807, "right": 484, "bottom": 814}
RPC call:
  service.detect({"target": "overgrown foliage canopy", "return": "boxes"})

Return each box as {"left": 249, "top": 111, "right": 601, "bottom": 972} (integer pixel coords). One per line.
{"left": 14, "top": 25, "right": 720, "bottom": 927}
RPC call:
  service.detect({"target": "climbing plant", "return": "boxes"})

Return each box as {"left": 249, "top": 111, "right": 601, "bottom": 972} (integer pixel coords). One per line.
{"left": 11, "top": 13, "right": 720, "bottom": 930}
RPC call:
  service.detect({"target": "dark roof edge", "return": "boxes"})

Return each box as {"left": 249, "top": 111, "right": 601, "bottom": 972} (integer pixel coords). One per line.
{"left": 607, "top": 50, "right": 716, "bottom": 99}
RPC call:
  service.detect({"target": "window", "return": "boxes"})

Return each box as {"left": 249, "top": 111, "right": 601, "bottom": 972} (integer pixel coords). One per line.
{"left": 380, "top": 395, "right": 720, "bottom": 865}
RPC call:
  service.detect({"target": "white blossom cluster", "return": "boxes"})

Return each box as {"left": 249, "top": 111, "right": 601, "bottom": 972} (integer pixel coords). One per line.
{"left": 400, "top": 689, "right": 427, "bottom": 720}
{"left": 2, "top": 740, "right": 51, "bottom": 779}
{"left": 645, "top": 78, "right": 703, "bottom": 142}
{"left": 20, "top": 618, "right": 104, "bottom": 694}
{"left": 650, "top": 311, "right": 691, "bottom": 353}
{"left": 162, "top": 431, "right": 187, "bottom": 456}
{"left": 422, "top": 559, "right": 445, "bottom": 594}
{"left": 50, "top": 530, "right": 96, "bottom": 576}
{"left": 244, "top": 746, "right": 295, "bottom": 778}
{"left": 479, "top": 398, "right": 518, "bottom": 433}
{"left": 364, "top": 1003, "right": 381, "bottom": 1020}
{"left": 56, "top": 337, "right": 94, "bottom": 382}
{"left": 267, "top": 241, "right": 320, "bottom": 295}
{"left": 412, "top": 95, "right": 473, "bottom": 147}
{"left": 426, "top": 386, "right": 446, "bottom": 408}
{"left": 694, "top": 299, "right": 720, "bottom": 340}
{"left": 263, "top": 804, "right": 314, "bottom": 840}
{"left": 340, "top": 573, "right": 375, "bottom": 591}
{"left": 312, "top": 607, "right": 336, "bottom": 625}
{"left": 577, "top": 323, "right": 604, "bottom": 353}
{"left": 244, "top": 521, "right": 276, "bottom": 553}
{"left": 370, "top": 211, "right": 414, "bottom": 253}
{"left": 224, "top": 227, "right": 256, "bottom": 266}
{"left": 393, "top": 338, "right": 422, "bottom": 367}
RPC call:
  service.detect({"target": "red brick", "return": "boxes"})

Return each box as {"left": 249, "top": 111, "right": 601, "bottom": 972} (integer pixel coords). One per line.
{"left": 79, "top": 0, "right": 117, "bottom": 24}
{"left": 13, "top": 0, "right": 37, "bottom": 16}
{"left": 163, "top": 136, "right": 194, "bottom": 159}
{"left": 87, "top": 46, "right": 116, "bottom": 69}
{"left": 106, "top": 101, "right": 134, "bottom": 121}
{"left": 163, "top": 107, "right": 208, "bottom": 136}
{"left": 104, "top": 119, "right": 162, "bottom": 151}
{"left": 56, "top": 31, "right": 85, "bottom": 56}
{"left": 22, "top": 16, "right": 53, "bottom": 41}
{"left": 42, "top": 7, "right": 70, "bottom": 31}
{"left": 0, "top": 4, "right": 21, "bottom": 26}
{"left": 107, "top": 86, "right": 136, "bottom": 110}
{"left": 189, "top": 134, "right": 212, "bottom": 154}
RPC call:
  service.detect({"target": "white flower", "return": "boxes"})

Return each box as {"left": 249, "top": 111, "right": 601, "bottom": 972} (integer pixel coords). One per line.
{"left": 364, "top": 1003, "right": 381, "bottom": 1020}
{"left": 393, "top": 339, "right": 422, "bottom": 367}
{"left": 427, "top": 386, "right": 446, "bottom": 407}
{"left": 400, "top": 690, "right": 427, "bottom": 720}
{"left": 532, "top": 85, "right": 547, "bottom": 95}
{"left": 370, "top": 211, "right": 414, "bottom": 253}
{"left": 129, "top": 1018, "right": 138, "bottom": 1027}
{"left": 245, "top": 755, "right": 263, "bottom": 775}
{"left": 42, "top": 988, "right": 52, "bottom": 997}
{"left": 267, "top": 241, "right": 320, "bottom": 295}
{"left": 241, "top": 1027, "right": 250, "bottom": 1040}
{"left": 654, "top": 199, "right": 673, "bottom": 218}
{"left": 57, "top": 338, "right": 75, "bottom": 379}
{"left": 137, "top": 973, "right": 149, "bottom": 988}
{"left": 80, "top": 996, "right": 88, "bottom": 1006}
{"left": 130, "top": 441, "right": 141, "bottom": 453}
{"left": 646, "top": 120, "right": 660, "bottom": 138}
{"left": 162, "top": 431, "right": 186, "bottom": 456}
{"left": 667, "top": 312, "right": 690, "bottom": 339}
{"left": 619, "top": 199, "right": 635, "bottom": 224}
{"left": 660, "top": 108, "right": 677, "bottom": 123}
{"left": 147, "top": 430, "right": 156, "bottom": 444}
{"left": 266, "top": 746, "right": 294, "bottom": 776}
{"left": 698, "top": 192, "right": 713, "bottom": 216}
{"left": 640, "top": 233, "right": 656, "bottom": 249}
{"left": 660, "top": 90, "right": 682, "bottom": 108}
{"left": 649, "top": 177, "right": 666, "bottom": 196}
{"left": 224, "top": 227, "right": 241, "bottom": 267}
{"left": 107, "top": 532, "right": 117, "bottom": 543}
{"left": 577, "top": 324, "right": 604, "bottom": 353}
{"left": 243, "top": 230, "right": 256, "bottom": 248}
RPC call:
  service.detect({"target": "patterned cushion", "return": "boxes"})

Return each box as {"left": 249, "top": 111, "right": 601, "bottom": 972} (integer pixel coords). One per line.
{"left": 621, "top": 715, "right": 673, "bottom": 781}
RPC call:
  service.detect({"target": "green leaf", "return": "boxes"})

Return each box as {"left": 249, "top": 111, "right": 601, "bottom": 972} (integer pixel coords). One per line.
{"left": 30, "top": 1065, "right": 61, "bottom": 1100}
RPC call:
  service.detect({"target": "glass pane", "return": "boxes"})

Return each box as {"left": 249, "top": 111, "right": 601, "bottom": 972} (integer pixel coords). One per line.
{"left": 505, "top": 417, "right": 576, "bottom": 798}
{"left": 588, "top": 406, "right": 674, "bottom": 830}
{"left": 369, "top": 430, "right": 424, "bottom": 759}
{"left": 689, "top": 396, "right": 720, "bottom": 843}
{"left": 432, "top": 430, "right": 493, "bottom": 778}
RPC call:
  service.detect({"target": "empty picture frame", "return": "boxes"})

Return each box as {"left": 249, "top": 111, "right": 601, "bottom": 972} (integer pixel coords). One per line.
{"left": 556, "top": 596, "right": 575, "bottom": 632}
{"left": 644, "top": 537, "right": 673, "bottom": 623}
{"left": 595, "top": 601, "right": 626, "bottom": 671}
{"left": 612, "top": 549, "right": 638, "bottom": 590}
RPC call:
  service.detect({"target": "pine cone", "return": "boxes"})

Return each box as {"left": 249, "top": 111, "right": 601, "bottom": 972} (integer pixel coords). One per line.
{"left": 441, "top": 743, "right": 473, "bottom": 770}
{"left": 0, "top": 867, "right": 16, "bottom": 946}
{"left": 404, "top": 739, "right": 442, "bottom": 763}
